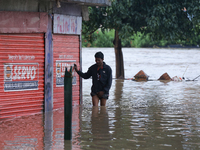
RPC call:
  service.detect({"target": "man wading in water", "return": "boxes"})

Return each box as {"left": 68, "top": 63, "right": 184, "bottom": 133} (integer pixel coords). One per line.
{"left": 74, "top": 51, "right": 112, "bottom": 106}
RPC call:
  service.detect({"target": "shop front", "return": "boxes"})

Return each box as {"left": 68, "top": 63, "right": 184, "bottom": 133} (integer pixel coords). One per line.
{"left": 53, "top": 14, "right": 82, "bottom": 109}
{"left": 0, "top": 12, "right": 48, "bottom": 120}
{"left": 0, "top": 0, "right": 110, "bottom": 120}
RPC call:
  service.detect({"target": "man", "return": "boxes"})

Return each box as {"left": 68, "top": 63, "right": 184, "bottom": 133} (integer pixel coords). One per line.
{"left": 74, "top": 51, "right": 112, "bottom": 106}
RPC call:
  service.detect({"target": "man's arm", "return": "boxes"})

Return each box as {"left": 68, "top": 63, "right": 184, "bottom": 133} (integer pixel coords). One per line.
{"left": 74, "top": 64, "right": 92, "bottom": 79}
{"left": 103, "top": 67, "right": 112, "bottom": 94}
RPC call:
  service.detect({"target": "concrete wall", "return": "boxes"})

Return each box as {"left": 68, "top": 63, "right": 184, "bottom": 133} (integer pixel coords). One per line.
{"left": 53, "top": 2, "right": 81, "bottom": 16}
{"left": 0, "top": 11, "right": 48, "bottom": 33}
{"left": 62, "top": 0, "right": 111, "bottom": 6}
{"left": 0, "top": 0, "right": 82, "bottom": 16}
{"left": 0, "top": 0, "right": 110, "bottom": 13}
{"left": 0, "top": 0, "right": 45, "bottom": 12}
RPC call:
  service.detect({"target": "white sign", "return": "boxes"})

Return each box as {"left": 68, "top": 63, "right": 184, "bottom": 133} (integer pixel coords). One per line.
{"left": 53, "top": 14, "right": 82, "bottom": 35}
{"left": 4, "top": 63, "right": 39, "bottom": 91}
{"left": 56, "top": 60, "right": 76, "bottom": 86}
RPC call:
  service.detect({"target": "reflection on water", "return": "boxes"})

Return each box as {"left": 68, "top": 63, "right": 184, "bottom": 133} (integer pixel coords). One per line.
{"left": 0, "top": 48, "right": 200, "bottom": 150}
{"left": 80, "top": 107, "right": 111, "bottom": 150}
{"left": 0, "top": 114, "right": 44, "bottom": 149}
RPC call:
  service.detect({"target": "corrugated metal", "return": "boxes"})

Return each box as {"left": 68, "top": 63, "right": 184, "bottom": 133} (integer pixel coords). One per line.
{"left": 53, "top": 34, "right": 80, "bottom": 109}
{"left": 0, "top": 33, "right": 45, "bottom": 120}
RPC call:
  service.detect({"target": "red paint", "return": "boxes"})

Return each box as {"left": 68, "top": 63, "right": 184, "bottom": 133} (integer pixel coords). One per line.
{"left": 0, "top": 113, "right": 44, "bottom": 149}
{"left": 0, "top": 33, "right": 45, "bottom": 120}
{"left": 53, "top": 34, "right": 80, "bottom": 109}
{"left": 0, "top": 11, "right": 48, "bottom": 33}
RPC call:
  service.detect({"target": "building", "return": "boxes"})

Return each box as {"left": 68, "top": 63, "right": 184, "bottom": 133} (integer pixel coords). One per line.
{"left": 0, "top": 0, "right": 111, "bottom": 120}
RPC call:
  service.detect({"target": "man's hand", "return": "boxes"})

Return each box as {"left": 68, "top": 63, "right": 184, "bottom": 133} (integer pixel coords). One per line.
{"left": 74, "top": 64, "right": 78, "bottom": 72}
{"left": 97, "top": 91, "right": 104, "bottom": 99}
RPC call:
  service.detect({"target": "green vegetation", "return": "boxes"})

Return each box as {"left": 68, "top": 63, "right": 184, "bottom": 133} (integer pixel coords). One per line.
{"left": 83, "top": 1, "right": 200, "bottom": 45}
{"left": 82, "top": 30, "right": 114, "bottom": 47}
{"left": 82, "top": 30, "right": 200, "bottom": 48}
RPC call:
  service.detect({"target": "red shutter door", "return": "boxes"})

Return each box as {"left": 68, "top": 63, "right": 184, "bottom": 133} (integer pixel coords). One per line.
{"left": 53, "top": 34, "right": 80, "bottom": 109}
{"left": 0, "top": 33, "right": 45, "bottom": 120}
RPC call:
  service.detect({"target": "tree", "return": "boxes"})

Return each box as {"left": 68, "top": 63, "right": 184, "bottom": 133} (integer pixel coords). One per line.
{"left": 82, "top": 0, "right": 200, "bottom": 79}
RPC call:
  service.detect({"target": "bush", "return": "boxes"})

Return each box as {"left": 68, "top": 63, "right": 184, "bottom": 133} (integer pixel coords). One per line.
{"left": 82, "top": 29, "right": 200, "bottom": 48}
{"left": 82, "top": 30, "right": 132, "bottom": 47}
{"left": 93, "top": 30, "right": 114, "bottom": 47}
{"left": 82, "top": 30, "right": 114, "bottom": 47}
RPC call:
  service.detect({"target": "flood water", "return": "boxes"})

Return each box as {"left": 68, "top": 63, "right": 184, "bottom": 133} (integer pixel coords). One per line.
{"left": 1, "top": 48, "right": 200, "bottom": 150}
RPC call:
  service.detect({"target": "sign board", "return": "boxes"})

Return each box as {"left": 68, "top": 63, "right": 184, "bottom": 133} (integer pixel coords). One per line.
{"left": 4, "top": 63, "right": 39, "bottom": 91}
{"left": 53, "top": 14, "right": 82, "bottom": 35}
{"left": 56, "top": 60, "right": 76, "bottom": 86}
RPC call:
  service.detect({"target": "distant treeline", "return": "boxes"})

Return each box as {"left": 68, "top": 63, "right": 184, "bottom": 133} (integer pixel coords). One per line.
{"left": 82, "top": 30, "right": 200, "bottom": 48}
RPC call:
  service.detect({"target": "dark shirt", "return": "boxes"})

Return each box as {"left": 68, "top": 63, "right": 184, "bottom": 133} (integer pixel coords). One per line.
{"left": 77, "top": 62, "right": 112, "bottom": 94}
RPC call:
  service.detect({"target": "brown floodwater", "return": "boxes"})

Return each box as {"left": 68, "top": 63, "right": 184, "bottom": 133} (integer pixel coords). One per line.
{"left": 0, "top": 48, "right": 200, "bottom": 150}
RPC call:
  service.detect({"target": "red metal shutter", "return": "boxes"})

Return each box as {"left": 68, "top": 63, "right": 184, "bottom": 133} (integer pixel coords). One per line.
{"left": 53, "top": 34, "right": 80, "bottom": 109}
{"left": 0, "top": 33, "right": 45, "bottom": 120}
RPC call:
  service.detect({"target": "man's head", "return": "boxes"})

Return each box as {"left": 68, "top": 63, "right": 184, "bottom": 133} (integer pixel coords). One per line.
{"left": 95, "top": 51, "right": 104, "bottom": 59}
{"left": 94, "top": 51, "right": 104, "bottom": 67}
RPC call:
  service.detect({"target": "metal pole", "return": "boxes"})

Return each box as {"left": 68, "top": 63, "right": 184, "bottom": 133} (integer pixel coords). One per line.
{"left": 64, "top": 66, "right": 73, "bottom": 140}
{"left": 192, "top": 75, "right": 200, "bottom": 81}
